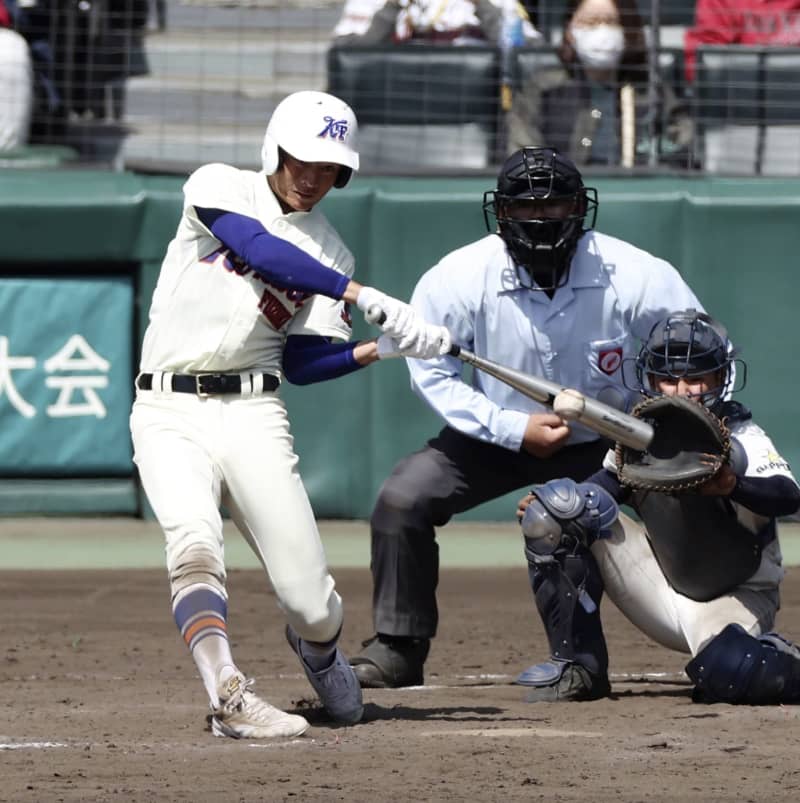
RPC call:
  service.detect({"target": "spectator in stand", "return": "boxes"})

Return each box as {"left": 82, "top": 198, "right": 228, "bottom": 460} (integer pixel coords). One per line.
{"left": 685, "top": 0, "right": 800, "bottom": 81}
{"left": 148, "top": 0, "right": 167, "bottom": 31}
{"left": 332, "top": 0, "right": 540, "bottom": 47}
{"left": 507, "top": 0, "right": 693, "bottom": 166}
{"left": 0, "top": 0, "right": 34, "bottom": 150}
{"left": 333, "top": 0, "right": 386, "bottom": 41}
{"left": 4, "top": 0, "right": 67, "bottom": 143}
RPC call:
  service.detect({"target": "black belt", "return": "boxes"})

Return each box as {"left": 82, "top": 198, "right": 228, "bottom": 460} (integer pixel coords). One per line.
{"left": 136, "top": 372, "right": 279, "bottom": 396}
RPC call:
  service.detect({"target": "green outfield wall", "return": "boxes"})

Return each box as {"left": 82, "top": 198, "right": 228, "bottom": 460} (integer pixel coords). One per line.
{"left": 0, "top": 170, "right": 798, "bottom": 519}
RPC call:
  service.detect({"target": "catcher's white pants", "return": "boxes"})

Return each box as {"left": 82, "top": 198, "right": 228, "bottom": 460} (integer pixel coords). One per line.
{"left": 130, "top": 390, "right": 342, "bottom": 643}
{"left": 592, "top": 512, "right": 783, "bottom": 656}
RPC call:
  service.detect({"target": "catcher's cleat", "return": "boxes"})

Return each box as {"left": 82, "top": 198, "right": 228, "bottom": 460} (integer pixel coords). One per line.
{"left": 207, "top": 670, "right": 309, "bottom": 739}
{"left": 516, "top": 659, "right": 611, "bottom": 702}
{"left": 285, "top": 626, "right": 364, "bottom": 725}
{"left": 350, "top": 634, "right": 430, "bottom": 688}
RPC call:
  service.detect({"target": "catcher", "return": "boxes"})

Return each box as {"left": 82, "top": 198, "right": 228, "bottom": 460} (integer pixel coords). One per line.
{"left": 515, "top": 309, "right": 800, "bottom": 704}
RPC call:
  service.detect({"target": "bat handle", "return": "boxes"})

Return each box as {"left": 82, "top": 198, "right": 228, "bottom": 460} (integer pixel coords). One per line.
{"left": 366, "top": 303, "right": 460, "bottom": 357}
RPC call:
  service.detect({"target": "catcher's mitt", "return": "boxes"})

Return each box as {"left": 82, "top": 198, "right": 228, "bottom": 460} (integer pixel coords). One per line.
{"left": 615, "top": 395, "right": 731, "bottom": 492}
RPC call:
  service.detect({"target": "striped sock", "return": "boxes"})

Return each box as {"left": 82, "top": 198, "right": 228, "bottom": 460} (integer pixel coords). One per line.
{"left": 173, "top": 586, "right": 236, "bottom": 704}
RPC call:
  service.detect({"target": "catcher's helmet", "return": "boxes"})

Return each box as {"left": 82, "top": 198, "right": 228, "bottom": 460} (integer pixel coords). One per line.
{"left": 482, "top": 147, "right": 598, "bottom": 291}
{"left": 261, "top": 91, "right": 359, "bottom": 188}
{"left": 635, "top": 309, "right": 745, "bottom": 407}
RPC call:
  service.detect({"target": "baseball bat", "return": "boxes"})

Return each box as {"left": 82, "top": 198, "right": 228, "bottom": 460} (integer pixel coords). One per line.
{"left": 366, "top": 304, "right": 653, "bottom": 450}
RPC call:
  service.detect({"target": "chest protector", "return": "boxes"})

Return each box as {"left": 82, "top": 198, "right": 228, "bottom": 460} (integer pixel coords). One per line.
{"left": 633, "top": 490, "right": 762, "bottom": 602}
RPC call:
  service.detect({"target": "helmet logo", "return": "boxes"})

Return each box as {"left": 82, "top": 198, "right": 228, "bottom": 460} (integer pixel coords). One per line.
{"left": 318, "top": 116, "right": 349, "bottom": 142}
{"left": 598, "top": 348, "right": 622, "bottom": 375}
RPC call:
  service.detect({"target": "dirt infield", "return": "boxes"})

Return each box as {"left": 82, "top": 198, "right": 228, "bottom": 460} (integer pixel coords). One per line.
{"left": 2, "top": 566, "right": 800, "bottom": 803}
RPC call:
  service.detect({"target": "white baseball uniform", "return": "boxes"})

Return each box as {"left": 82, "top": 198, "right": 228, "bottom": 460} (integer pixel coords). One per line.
{"left": 592, "top": 416, "right": 798, "bottom": 655}
{"left": 130, "top": 163, "right": 353, "bottom": 643}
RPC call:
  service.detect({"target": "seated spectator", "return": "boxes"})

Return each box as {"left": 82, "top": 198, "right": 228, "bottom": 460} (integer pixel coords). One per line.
{"left": 3, "top": 1, "right": 66, "bottom": 143}
{"left": 507, "top": 0, "right": 693, "bottom": 166}
{"left": 11, "top": 1, "right": 149, "bottom": 127}
{"left": 684, "top": 0, "right": 800, "bottom": 82}
{"left": 333, "top": 0, "right": 388, "bottom": 42}
{"left": 333, "top": 0, "right": 540, "bottom": 47}
{"left": 148, "top": 0, "right": 167, "bottom": 31}
{"left": 0, "top": 0, "right": 34, "bottom": 150}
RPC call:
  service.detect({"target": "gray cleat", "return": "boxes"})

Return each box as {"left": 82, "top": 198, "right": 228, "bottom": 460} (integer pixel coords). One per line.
{"left": 286, "top": 626, "right": 364, "bottom": 725}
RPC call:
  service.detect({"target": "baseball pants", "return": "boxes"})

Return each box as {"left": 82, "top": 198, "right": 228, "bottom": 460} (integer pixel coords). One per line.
{"left": 369, "top": 425, "right": 609, "bottom": 638}
{"left": 593, "top": 514, "right": 782, "bottom": 655}
{"left": 130, "top": 390, "right": 343, "bottom": 643}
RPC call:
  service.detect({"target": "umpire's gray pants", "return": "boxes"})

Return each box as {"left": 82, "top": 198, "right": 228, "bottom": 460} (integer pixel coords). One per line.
{"left": 369, "top": 426, "right": 609, "bottom": 639}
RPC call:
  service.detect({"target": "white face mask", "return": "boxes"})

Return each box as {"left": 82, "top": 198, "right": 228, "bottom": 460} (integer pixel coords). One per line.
{"left": 569, "top": 23, "right": 625, "bottom": 70}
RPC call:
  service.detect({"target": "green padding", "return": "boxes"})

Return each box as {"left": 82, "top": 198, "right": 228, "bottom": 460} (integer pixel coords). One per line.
{"left": 0, "top": 145, "right": 78, "bottom": 169}
{"left": 0, "top": 479, "right": 138, "bottom": 515}
{"left": 0, "top": 171, "right": 183, "bottom": 262}
{"left": 1, "top": 171, "right": 799, "bottom": 519}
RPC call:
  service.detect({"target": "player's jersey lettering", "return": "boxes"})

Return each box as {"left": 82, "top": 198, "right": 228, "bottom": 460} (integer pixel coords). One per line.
{"left": 756, "top": 460, "right": 791, "bottom": 474}
{"left": 259, "top": 288, "right": 293, "bottom": 330}
{"left": 755, "top": 449, "right": 791, "bottom": 474}
{"left": 201, "top": 246, "right": 313, "bottom": 328}
{"left": 318, "top": 116, "right": 349, "bottom": 142}
{"left": 200, "top": 247, "right": 251, "bottom": 277}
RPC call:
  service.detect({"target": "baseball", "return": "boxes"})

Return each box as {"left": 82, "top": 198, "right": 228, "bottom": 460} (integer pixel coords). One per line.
{"left": 553, "top": 389, "right": 585, "bottom": 421}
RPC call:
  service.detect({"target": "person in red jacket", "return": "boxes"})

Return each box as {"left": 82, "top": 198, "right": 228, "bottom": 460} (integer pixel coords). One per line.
{"left": 685, "top": 0, "right": 800, "bottom": 81}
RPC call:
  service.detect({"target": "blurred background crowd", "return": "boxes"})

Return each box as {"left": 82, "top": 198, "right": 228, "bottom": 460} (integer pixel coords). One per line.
{"left": 1, "top": 0, "right": 799, "bottom": 176}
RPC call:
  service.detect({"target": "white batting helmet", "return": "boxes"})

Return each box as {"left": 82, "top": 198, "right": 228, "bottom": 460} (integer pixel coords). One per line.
{"left": 261, "top": 91, "right": 359, "bottom": 188}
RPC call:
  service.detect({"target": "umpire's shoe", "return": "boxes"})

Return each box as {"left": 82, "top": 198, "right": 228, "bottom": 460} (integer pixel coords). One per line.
{"left": 516, "top": 659, "right": 611, "bottom": 702}
{"left": 350, "top": 634, "right": 430, "bottom": 688}
{"left": 286, "top": 626, "right": 364, "bottom": 725}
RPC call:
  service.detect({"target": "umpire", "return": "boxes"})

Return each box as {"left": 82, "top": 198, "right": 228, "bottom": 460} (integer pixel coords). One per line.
{"left": 350, "top": 146, "right": 703, "bottom": 697}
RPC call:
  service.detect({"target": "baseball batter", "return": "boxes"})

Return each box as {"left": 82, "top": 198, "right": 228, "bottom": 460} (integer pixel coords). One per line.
{"left": 350, "top": 147, "right": 703, "bottom": 693}
{"left": 517, "top": 310, "right": 800, "bottom": 703}
{"left": 130, "top": 90, "right": 449, "bottom": 739}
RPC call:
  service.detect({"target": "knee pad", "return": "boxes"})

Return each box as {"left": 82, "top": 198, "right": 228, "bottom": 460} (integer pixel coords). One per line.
{"left": 686, "top": 623, "right": 800, "bottom": 704}
{"left": 522, "top": 479, "right": 619, "bottom": 563}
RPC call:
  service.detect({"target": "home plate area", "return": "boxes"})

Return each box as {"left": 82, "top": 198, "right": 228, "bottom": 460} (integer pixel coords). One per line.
{"left": 2, "top": 567, "right": 799, "bottom": 802}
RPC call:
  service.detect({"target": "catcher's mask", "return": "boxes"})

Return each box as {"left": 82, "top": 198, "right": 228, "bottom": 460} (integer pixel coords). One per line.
{"left": 482, "top": 147, "right": 598, "bottom": 292}
{"left": 632, "top": 309, "right": 746, "bottom": 409}
{"left": 261, "top": 91, "right": 359, "bottom": 189}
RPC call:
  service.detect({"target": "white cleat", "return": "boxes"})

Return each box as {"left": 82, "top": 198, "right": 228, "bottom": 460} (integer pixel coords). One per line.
{"left": 208, "top": 671, "right": 309, "bottom": 740}
{"left": 286, "top": 626, "right": 364, "bottom": 725}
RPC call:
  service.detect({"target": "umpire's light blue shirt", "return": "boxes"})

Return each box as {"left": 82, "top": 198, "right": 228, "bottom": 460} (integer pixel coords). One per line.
{"left": 408, "top": 231, "right": 703, "bottom": 452}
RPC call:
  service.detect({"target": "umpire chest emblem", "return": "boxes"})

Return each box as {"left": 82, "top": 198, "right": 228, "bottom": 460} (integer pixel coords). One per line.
{"left": 318, "top": 116, "right": 349, "bottom": 142}
{"left": 598, "top": 347, "right": 622, "bottom": 375}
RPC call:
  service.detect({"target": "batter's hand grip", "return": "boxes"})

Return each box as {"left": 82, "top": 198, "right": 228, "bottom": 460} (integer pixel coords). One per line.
{"left": 366, "top": 304, "right": 461, "bottom": 356}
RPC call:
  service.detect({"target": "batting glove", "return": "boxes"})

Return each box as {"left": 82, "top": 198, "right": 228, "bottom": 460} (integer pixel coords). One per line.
{"left": 357, "top": 287, "right": 417, "bottom": 339}
{"left": 377, "top": 325, "right": 452, "bottom": 360}
{"left": 399, "top": 320, "right": 452, "bottom": 357}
